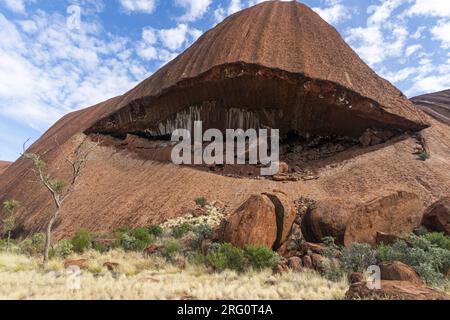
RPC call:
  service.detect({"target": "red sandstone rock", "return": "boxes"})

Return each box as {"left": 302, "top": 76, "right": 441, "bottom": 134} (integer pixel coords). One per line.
{"left": 64, "top": 259, "right": 87, "bottom": 270}
{"left": 379, "top": 261, "right": 424, "bottom": 285}
{"left": 346, "top": 280, "right": 450, "bottom": 300}
{"left": 219, "top": 194, "right": 278, "bottom": 249}
{"left": 302, "top": 191, "right": 423, "bottom": 246}
{"left": 422, "top": 197, "right": 450, "bottom": 236}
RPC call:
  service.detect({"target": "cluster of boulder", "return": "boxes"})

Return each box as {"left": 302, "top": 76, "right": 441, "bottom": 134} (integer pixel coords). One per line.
{"left": 217, "top": 188, "right": 450, "bottom": 300}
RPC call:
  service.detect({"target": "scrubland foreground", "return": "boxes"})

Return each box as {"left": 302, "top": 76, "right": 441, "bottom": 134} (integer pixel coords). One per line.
{"left": 0, "top": 202, "right": 449, "bottom": 300}
{"left": 0, "top": 250, "right": 347, "bottom": 300}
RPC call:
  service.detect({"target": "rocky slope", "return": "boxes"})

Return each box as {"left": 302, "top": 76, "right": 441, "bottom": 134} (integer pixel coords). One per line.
{"left": 411, "top": 89, "right": 450, "bottom": 126}
{"left": 0, "top": 161, "right": 11, "bottom": 175}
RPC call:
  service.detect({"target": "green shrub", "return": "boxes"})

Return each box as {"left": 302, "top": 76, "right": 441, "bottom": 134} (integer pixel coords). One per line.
{"left": 164, "top": 240, "right": 182, "bottom": 258}
{"left": 130, "top": 228, "right": 153, "bottom": 248}
{"left": 71, "top": 229, "right": 93, "bottom": 253}
{"left": 114, "top": 226, "right": 132, "bottom": 235}
{"left": 206, "top": 243, "right": 247, "bottom": 272}
{"left": 376, "top": 234, "right": 450, "bottom": 285}
{"left": 341, "top": 243, "right": 377, "bottom": 273}
{"left": 54, "top": 240, "right": 73, "bottom": 258}
{"left": 418, "top": 151, "right": 430, "bottom": 161}
{"left": 206, "top": 250, "right": 228, "bottom": 271}
{"left": 194, "top": 197, "right": 208, "bottom": 207}
{"left": 118, "top": 233, "right": 138, "bottom": 251}
{"left": 19, "top": 233, "right": 46, "bottom": 255}
{"left": 191, "top": 224, "right": 214, "bottom": 250}
{"left": 147, "top": 225, "right": 163, "bottom": 237}
{"left": 422, "top": 232, "right": 450, "bottom": 250}
{"left": 93, "top": 241, "right": 108, "bottom": 253}
{"left": 323, "top": 236, "right": 340, "bottom": 259}
{"left": 114, "top": 227, "right": 154, "bottom": 251}
{"left": 244, "top": 246, "right": 279, "bottom": 270}
{"left": 171, "top": 223, "right": 192, "bottom": 239}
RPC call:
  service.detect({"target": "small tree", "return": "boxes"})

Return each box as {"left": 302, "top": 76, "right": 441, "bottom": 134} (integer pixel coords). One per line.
{"left": 23, "top": 138, "right": 98, "bottom": 264}
{"left": 2, "top": 199, "right": 20, "bottom": 251}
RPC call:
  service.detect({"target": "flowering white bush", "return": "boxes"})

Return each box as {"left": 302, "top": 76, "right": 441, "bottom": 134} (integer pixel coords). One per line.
{"left": 162, "top": 204, "right": 225, "bottom": 230}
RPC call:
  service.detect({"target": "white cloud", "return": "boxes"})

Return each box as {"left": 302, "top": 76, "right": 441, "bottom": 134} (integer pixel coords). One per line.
{"left": 431, "top": 20, "right": 450, "bottom": 48}
{"left": 137, "top": 24, "right": 202, "bottom": 62}
{"left": 346, "top": 0, "right": 409, "bottom": 66}
{"left": 312, "top": 0, "right": 350, "bottom": 25}
{"left": 158, "top": 24, "right": 190, "bottom": 50}
{"left": 0, "top": 11, "right": 147, "bottom": 130}
{"left": 176, "top": 0, "right": 212, "bottom": 22}
{"left": 405, "top": 44, "right": 422, "bottom": 57}
{"left": 406, "top": 0, "right": 450, "bottom": 18}
{"left": 119, "top": 0, "right": 156, "bottom": 14}
{"left": 2, "top": 0, "right": 34, "bottom": 14}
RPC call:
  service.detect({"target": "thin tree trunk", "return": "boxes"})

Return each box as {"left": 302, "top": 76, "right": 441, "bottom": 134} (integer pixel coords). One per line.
{"left": 43, "top": 210, "right": 60, "bottom": 264}
{"left": 6, "top": 231, "right": 11, "bottom": 252}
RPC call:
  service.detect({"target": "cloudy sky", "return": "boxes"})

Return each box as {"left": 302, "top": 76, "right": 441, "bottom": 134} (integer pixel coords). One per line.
{"left": 0, "top": 0, "right": 449, "bottom": 161}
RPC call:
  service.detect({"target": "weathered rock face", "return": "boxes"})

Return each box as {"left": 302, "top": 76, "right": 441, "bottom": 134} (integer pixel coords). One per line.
{"left": 302, "top": 191, "right": 423, "bottom": 246}
{"left": 411, "top": 89, "right": 450, "bottom": 126}
{"left": 0, "top": 161, "right": 11, "bottom": 175}
{"left": 301, "top": 198, "right": 354, "bottom": 244}
{"left": 344, "top": 191, "right": 423, "bottom": 246}
{"left": 422, "top": 197, "right": 450, "bottom": 236}
{"left": 219, "top": 192, "right": 296, "bottom": 251}
{"left": 219, "top": 194, "right": 278, "bottom": 249}
{"left": 346, "top": 280, "right": 450, "bottom": 300}
{"left": 379, "top": 261, "right": 424, "bottom": 285}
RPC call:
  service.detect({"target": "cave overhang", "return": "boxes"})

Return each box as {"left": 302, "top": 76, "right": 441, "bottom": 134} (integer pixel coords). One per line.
{"left": 86, "top": 62, "right": 427, "bottom": 142}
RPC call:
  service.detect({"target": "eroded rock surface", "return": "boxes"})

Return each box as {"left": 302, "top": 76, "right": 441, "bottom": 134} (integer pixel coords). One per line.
{"left": 346, "top": 280, "right": 450, "bottom": 300}
{"left": 302, "top": 191, "right": 423, "bottom": 246}
{"left": 379, "top": 261, "right": 424, "bottom": 285}
{"left": 422, "top": 197, "right": 450, "bottom": 236}
{"left": 219, "top": 192, "right": 295, "bottom": 251}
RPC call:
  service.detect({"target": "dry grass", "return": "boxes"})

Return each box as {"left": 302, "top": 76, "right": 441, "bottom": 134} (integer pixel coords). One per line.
{"left": 0, "top": 250, "right": 348, "bottom": 300}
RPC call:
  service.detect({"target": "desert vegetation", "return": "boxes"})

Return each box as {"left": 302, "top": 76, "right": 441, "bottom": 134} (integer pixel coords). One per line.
{"left": 0, "top": 195, "right": 449, "bottom": 300}
{"left": 0, "top": 202, "right": 348, "bottom": 300}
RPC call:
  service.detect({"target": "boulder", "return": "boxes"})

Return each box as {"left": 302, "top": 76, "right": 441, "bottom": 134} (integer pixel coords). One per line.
{"left": 64, "top": 259, "right": 87, "bottom": 270}
{"left": 379, "top": 261, "right": 424, "bottom": 285}
{"left": 422, "top": 197, "right": 450, "bottom": 236}
{"left": 310, "top": 253, "right": 325, "bottom": 272}
{"left": 299, "top": 242, "right": 326, "bottom": 255}
{"left": 346, "top": 280, "right": 450, "bottom": 300}
{"left": 344, "top": 191, "right": 423, "bottom": 246}
{"left": 302, "top": 191, "right": 423, "bottom": 246}
{"left": 277, "top": 162, "right": 289, "bottom": 175}
{"left": 301, "top": 198, "right": 353, "bottom": 244}
{"left": 219, "top": 192, "right": 296, "bottom": 251}
{"left": 219, "top": 194, "right": 278, "bottom": 249}
{"left": 287, "top": 257, "right": 303, "bottom": 271}
{"left": 359, "top": 128, "right": 394, "bottom": 147}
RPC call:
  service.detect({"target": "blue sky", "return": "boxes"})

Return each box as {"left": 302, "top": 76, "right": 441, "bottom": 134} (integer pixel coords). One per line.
{"left": 0, "top": 0, "right": 449, "bottom": 161}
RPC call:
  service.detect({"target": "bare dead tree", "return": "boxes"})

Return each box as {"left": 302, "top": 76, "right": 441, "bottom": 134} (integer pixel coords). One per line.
{"left": 22, "top": 137, "right": 99, "bottom": 264}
